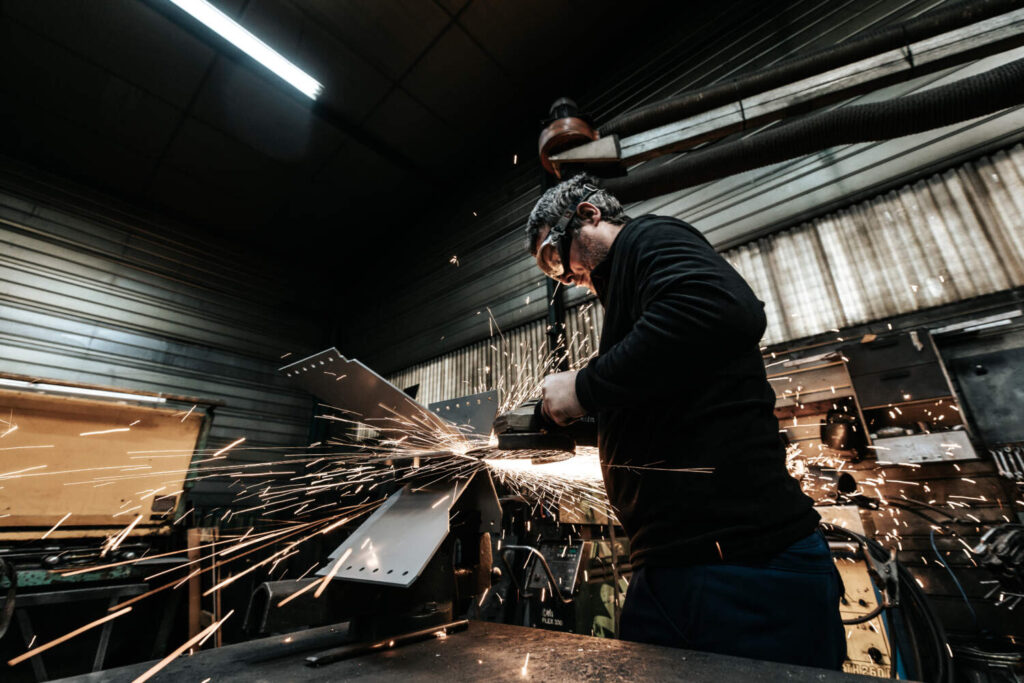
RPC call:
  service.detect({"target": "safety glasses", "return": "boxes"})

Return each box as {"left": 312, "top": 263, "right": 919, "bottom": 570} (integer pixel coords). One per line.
{"left": 536, "top": 230, "right": 573, "bottom": 283}
{"left": 535, "top": 184, "right": 599, "bottom": 284}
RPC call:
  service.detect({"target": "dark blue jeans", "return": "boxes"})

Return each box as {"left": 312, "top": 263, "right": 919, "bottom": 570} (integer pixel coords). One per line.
{"left": 620, "top": 531, "right": 846, "bottom": 670}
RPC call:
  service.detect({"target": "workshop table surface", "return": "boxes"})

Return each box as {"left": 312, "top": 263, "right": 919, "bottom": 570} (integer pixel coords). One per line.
{"left": 56, "top": 620, "right": 880, "bottom": 682}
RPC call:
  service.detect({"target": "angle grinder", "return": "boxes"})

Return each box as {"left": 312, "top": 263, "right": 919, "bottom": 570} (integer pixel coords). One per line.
{"left": 492, "top": 398, "right": 597, "bottom": 453}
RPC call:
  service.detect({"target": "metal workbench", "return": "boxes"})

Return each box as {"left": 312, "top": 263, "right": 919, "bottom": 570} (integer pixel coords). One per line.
{"left": 56, "top": 620, "right": 878, "bottom": 682}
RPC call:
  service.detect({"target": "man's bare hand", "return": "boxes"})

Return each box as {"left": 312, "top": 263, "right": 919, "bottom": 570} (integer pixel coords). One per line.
{"left": 541, "top": 370, "right": 586, "bottom": 427}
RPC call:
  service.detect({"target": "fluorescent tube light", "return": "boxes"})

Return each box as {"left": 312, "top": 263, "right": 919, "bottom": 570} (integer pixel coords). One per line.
{"left": 931, "top": 310, "right": 1021, "bottom": 335}
{"left": 0, "top": 378, "right": 167, "bottom": 404}
{"left": 962, "top": 319, "right": 1013, "bottom": 333}
{"left": 167, "top": 0, "right": 323, "bottom": 100}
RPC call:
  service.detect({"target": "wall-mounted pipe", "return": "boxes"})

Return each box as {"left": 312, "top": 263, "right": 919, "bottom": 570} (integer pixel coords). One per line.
{"left": 603, "top": 56, "right": 1024, "bottom": 203}
{"left": 600, "top": 0, "right": 1024, "bottom": 139}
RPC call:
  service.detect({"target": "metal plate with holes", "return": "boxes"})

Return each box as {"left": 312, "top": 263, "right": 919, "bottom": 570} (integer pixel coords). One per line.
{"left": 871, "top": 429, "right": 977, "bottom": 464}
{"left": 280, "top": 348, "right": 455, "bottom": 440}
{"left": 428, "top": 390, "right": 498, "bottom": 436}
{"left": 316, "top": 484, "right": 456, "bottom": 587}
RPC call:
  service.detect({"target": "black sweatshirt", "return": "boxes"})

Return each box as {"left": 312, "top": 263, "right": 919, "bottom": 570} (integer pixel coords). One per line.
{"left": 575, "top": 214, "right": 819, "bottom": 568}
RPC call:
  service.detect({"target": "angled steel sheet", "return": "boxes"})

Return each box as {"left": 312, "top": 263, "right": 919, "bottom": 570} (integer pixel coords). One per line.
{"left": 428, "top": 390, "right": 499, "bottom": 436}
{"left": 315, "top": 470, "right": 500, "bottom": 588}
{"left": 280, "top": 348, "right": 456, "bottom": 440}
{"left": 315, "top": 483, "right": 455, "bottom": 587}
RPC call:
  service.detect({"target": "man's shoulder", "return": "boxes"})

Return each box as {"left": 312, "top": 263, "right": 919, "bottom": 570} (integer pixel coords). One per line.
{"left": 623, "top": 214, "right": 711, "bottom": 249}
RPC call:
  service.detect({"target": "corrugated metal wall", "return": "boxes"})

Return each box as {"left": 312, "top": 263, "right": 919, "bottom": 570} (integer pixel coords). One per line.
{"left": 388, "top": 301, "right": 606, "bottom": 408}
{"left": 352, "top": 0, "right": 1024, "bottom": 375}
{"left": 0, "top": 176, "right": 327, "bottom": 453}
{"left": 389, "top": 143, "right": 1024, "bottom": 402}
{"left": 726, "top": 143, "right": 1024, "bottom": 344}
{"left": 389, "top": 317, "right": 546, "bottom": 410}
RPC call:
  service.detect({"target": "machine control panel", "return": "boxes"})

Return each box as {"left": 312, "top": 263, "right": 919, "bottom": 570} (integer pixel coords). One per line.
{"left": 526, "top": 542, "right": 583, "bottom": 596}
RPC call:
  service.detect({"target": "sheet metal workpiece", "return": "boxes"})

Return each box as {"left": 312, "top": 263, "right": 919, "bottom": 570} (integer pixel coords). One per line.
{"left": 428, "top": 390, "right": 499, "bottom": 436}
{"left": 316, "top": 471, "right": 500, "bottom": 589}
{"left": 316, "top": 484, "right": 453, "bottom": 588}
{"left": 280, "top": 348, "right": 458, "bottom": 441}
{"left": 55, "top": 620, "right": 880, "bottom": 682}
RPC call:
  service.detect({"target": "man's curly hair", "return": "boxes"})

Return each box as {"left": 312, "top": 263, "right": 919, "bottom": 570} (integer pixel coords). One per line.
{"left": 525, "top": 174, "right": 630, "bottom": 255}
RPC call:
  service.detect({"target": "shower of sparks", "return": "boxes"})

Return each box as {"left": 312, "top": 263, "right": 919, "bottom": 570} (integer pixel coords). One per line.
{"left": 484, "top": 449, "right": 614, "bottom": 521}
{"left": 103, "top": 514, "right": 144, "bottom": 556}
{"left": 315, "top": 547, "right": 354, "bottom": 598}
{"left": 2, "top": 328, "right": 637, "bottom": 662}
{"left": 0, "top": 324, "right": 634, "bottom": 675}
{"left": 79, "top": 427, "right": 131, "bottom": 437}
{"left": 4, "top": 306, "right": 1016, "bottom": 673}
{"left": 0, "top": 464, "right": 48, "bottom": 479}
{"left": 16, "top": 315, "right": 666, "bottom": 552}
{"left": 132, "top": 610, "right": 234, "bottom": 683}
{"left": 7, "top": 608, "right": 132, "bottom": 667}
{"left": 278, "top": 576, "right": 322, "bottom": 607}
{"left": 41, "top": 512, "right": 72, "bottom": 539}
{"left": 211, "top": 436, "right": 246, "bottom": 457}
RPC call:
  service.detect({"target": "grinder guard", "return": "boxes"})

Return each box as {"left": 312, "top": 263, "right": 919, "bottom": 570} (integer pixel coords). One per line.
{"left": 493, "top": 398, "right": 597, "bottom": 453}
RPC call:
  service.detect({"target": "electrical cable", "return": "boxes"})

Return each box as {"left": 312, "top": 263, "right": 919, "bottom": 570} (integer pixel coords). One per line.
{"left": 500, "top": 545, "right": 573, "bottom": 604}
{"left": 0, "top": 557, "right": 15, "bottom": 640}
{"left": 903, "top": 563, "right": 953, "bottom": 683}
{"left": 930, "top": 527, "right": 980, "bottom": 631}
{"left": 607, "top": 523, "right": 622, "bottom": 638}
{"left": 876, "top": 500, "right": 950, "bottom": 527}
{"left": 900, "top": 554, "right": 954, "bottom": 683}
{"left": 905, "top": 605, "right": 924, "bottom": 682}
{"left": 824, "top": 524, "right": 953, "bottom": 683}
{"left": 883, "top": 608, "right": 898, "bottom": 679}
{"left": 841, "top": 603, "right": 885, "bottom": 625}
{"left": 888, "top": 496, "right": 964, "bottom": 521}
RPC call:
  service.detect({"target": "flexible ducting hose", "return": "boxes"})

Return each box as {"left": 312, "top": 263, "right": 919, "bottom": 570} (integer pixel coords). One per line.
{"left": 600, "top": 0, "right": 1024, "bottom": 138}
{"left": 603, "top": 56, "right": 1024, "bottom": 203}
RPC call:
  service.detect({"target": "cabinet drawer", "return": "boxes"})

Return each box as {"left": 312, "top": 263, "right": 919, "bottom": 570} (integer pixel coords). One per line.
{"left": 844, "top": 330, "right": 937, "bottom": 376}
{"left": 852, "top": 361, "right": 952, "bottom": 409}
